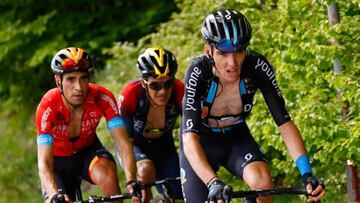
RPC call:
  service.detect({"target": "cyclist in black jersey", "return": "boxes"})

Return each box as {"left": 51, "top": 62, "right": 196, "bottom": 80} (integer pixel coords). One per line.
{"left": 180, "top": 8, "right": 325, "bottom": 203}
{"left": 116, "top": 48, "right": 184, "bottom": 203}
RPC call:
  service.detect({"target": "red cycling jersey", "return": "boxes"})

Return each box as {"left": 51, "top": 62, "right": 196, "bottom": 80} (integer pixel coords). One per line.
{"left": 36, "top": 83, "right": 120, "bottom": 156}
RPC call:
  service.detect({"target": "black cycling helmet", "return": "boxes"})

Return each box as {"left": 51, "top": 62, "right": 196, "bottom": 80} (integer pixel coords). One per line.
{"left": 137, "top": 47, "right": 178, "bottom": 79}
{"left": 51, "top": 47, "right": 94, "bottom": 74}
{"left": 201, "top": 8, "right": 252, "bottom": 52}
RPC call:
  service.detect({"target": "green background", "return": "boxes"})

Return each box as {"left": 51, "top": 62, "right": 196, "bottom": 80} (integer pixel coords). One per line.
{"left": 0, "top": 0, "right": 359, "bottom": 202}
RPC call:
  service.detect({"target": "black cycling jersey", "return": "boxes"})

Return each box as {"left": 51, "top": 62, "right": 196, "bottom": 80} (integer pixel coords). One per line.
{"left": 182, "top": 51, "right": 291, "bottom": 134}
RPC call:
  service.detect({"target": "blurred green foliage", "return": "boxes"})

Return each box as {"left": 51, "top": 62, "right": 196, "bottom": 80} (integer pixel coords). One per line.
{"left": 0, "top": 0, "right": 359, "bottom": 202}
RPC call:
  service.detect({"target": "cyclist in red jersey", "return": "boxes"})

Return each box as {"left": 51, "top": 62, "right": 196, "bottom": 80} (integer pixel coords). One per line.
{"left": 35, "top": 47, "right": 141, "bottom": 203}
{"left": 116, "top": 48, "right": 184, "bottom": 202}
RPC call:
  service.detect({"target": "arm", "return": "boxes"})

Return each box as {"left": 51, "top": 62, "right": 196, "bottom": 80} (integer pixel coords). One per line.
{"left": 110, "top": 126, "right": 137, "bottom": 182}
{"left": 279, "top": 121, "right": 325, "bottom": 200}
{"left": 182, "top": 132, "right": 218, "bottom": 185}
{"left": 279, "top": 121, "right": 307, "bottom": 160}
{"left": 37, "top": 144, "right": 58, "bottom": 198}
{"left": 182, "top": 55, "right": 218, "bottom": 185}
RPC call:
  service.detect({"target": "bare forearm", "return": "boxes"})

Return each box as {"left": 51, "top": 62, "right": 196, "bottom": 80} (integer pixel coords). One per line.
{"left": 111, "top": 127, "right": 137, "bottom": 181}
{"left": 183, "top": 132, "right": 217, "bottom": 185}
{"left": 118, "top": 141, "right": 137, "bottom": 181}
{"left": 38, "top": 161, "right": 58, "bottom": 197}
{"left": 279, "top": 121, "right": 307, "bottom": 160}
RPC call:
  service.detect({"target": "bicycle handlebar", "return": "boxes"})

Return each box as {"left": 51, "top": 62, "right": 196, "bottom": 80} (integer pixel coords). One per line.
{"left": 74, "top": 192, "right": 133, "bottom": 203}
{"left": 224, "top": 185, "right": 320, "bottom": 203}
{"left": 229, "top": 186, "right": 308, "bottom": 198}
{"left": 141, "top": 177, "right": 181, "bottom": 189}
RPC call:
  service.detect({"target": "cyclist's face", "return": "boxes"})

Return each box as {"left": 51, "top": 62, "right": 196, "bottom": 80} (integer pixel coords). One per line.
{"left": 143, "top": 76, "right": 174, "bottom": 106}
{"left": 206, "top": 45, "right": 245, "bottom": 83}
{"left": 56, "top": 71, "right": 89, "bottom": 107}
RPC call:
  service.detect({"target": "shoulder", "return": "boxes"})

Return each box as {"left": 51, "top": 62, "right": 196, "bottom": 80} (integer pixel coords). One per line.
{"left": 244, "top": 50, "right": 272, "bottom": 69}
{"left": 121, "top": 80, "right": 143, "bottom": 97}
{"left": 118, "top": 80, "right": 143, "bottom": 114}
{"left": 35, "top": 88, "right": 59, "bottom": 127}
{"left": 89, "top": 83, "right": 114, "bottom": 97}
{"left": 37, "top": 88, "right": 61, "bottom": 110}
{"left": 173, "top": 79, "right": 184, "bottom": 102}
{"left": 119, "top": 80, "right": 143, "bottom": 104}
{"left": 185, "top": 54, "right": 213, "bottom": 81}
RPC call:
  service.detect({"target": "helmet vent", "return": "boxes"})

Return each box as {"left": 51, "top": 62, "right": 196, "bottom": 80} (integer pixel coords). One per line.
{"left": 210, "top": 22, "right": 218, "bottom": 37}
{"left": 59, "top": 54, "right": 67, "bottom": 60}
{"left": 218, "top": 22, "right": 226, "bottom": 39}
{"left": 227, "top": 21, "right": 234, "bottom": 39}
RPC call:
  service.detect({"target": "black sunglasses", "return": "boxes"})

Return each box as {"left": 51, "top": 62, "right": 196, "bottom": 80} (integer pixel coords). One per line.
{"left": 143, "top": 78, "right": 174, "bottom": 91}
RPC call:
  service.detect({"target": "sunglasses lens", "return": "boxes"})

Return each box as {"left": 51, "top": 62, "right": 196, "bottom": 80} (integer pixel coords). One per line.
{"left": 163, "top": 79, "right": 174, "bottom": 89}
{"left": 149, "top": 82, "right": 163, "bottom": 91}
{"left": 147, "top": 79, "right": 174, "bottom": 91}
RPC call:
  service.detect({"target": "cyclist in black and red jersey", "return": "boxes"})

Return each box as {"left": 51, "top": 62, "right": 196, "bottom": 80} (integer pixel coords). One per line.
{"left": 180, "top": 9, "right": 325, "bottom": 203}
{"left": 116, "top": 47, "right": 184, "bottom": 202}
{"left": 36, "top": 47, "right": 141, "bottom": 203}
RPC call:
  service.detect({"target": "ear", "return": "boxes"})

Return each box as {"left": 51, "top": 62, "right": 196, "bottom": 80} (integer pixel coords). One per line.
{"left": 54, "top": 75, "right": 61, "bottom": 87}
{"left": 204, "top": 44, "right": 210, "bottom": 56}
{"left": 140, "top": 78, "right": 146, "bottom": 88}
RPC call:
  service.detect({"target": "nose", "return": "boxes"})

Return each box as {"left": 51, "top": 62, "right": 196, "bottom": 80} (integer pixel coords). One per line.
{"left": 157, "top": 86, "right": 166, "bottom": 93}
{"left": 74, "top": 79, "right": 82, "bottom": 91}
{"left": 226, "top": 53, "right": 237, "bottom": 66}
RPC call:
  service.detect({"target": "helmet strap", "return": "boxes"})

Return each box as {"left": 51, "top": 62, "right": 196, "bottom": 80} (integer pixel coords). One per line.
{"left": 208, "top": 46, "right": 219, "bottom": 73}
{"left": 142, "top": 79, "right": 159, "bottom": 107}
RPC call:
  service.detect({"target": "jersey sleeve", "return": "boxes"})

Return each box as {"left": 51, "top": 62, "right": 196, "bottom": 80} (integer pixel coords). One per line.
{"left": 252, "top": 53, "right": 291, "bottom": 126}
{"left": 35, "top": 96, "right": 55, "bottom": 136}
{"left": 182, "top": 55, "right": 213, "bottom": 134}
{"left": 174, "top": 79, "right": 185, "bottom": 111}
{"left": 95, "top": 86, "right": 121, "bottom": 121}
{"left": 117, "top": 81, "right": 139, "bottom": 136}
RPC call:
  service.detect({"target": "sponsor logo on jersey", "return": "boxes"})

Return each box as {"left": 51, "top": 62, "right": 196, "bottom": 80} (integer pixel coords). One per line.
{"left": 41, "top": 107, "right": 52, "bottom": 132}
{"left": 100, "top": 93, "right": 118, "bottom": 113}
{"left": 185, "top": 66, "right": 201, "bottom": 111}
{"left": 254, "top": 58, "right": 282, "bottom": 97}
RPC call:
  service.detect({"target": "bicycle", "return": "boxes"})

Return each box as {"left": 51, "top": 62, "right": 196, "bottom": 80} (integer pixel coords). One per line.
{"left": 141, "top": 177, "right": 182, "bottom": 203}
{"left": 66, "top": 177, "right": 133, "bottom": 203}
{"left": 73, "top": 192, "right": 133, "bottom": 203}
{"left": 219, "top": 185, "right": 321, "bottom": 203}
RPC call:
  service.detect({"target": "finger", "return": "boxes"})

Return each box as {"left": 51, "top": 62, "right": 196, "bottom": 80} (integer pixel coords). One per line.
{"left": 217, "top": 199, "right": 224, "bottom": 203}
{"left": 307, "top": 190, "right": 326, "bottom": 202}
{"left": 306, "top": 183, "right": 313, "bottom": 194}
{"left": 64, "top": 195, "right": 71, "bottom": 202}
{"left": 311, "top": 185, "right": 324, "bottom": 196}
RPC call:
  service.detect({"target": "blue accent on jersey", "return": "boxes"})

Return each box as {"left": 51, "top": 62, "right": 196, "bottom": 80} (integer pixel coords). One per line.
{"left": 206, "top": 80, "right": 218, "bottom": 103}
{"left": 296, "top": 155, "right": 313, "bottom": 176}
{"left": 37, "top": 134, "right": 53, "bottom": 146}
{"left": 240, "top": 79, "right": 246, "bottom": 95}
{"left": 107, "top": 116, "right": 124, "bottom": 130}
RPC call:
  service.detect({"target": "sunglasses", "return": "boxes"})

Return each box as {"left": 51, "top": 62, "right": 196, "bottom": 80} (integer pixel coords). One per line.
{"left": 215, "top": 39, "right": 242, "bottom": 53}
{"left": 143, "top": 78, "right": 174, "bottom": 91}
{"left": 62, "top": 58, "right": 90, "bottom": 71}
